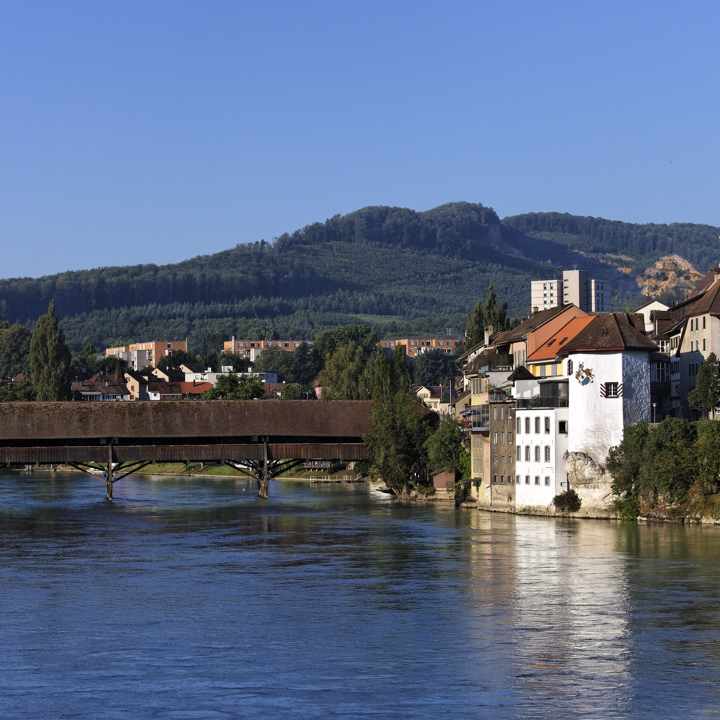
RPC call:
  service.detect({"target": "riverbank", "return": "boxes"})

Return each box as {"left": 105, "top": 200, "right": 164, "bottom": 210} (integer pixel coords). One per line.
{"left": 463, "top": 499, "right": 720, "bottom": 524}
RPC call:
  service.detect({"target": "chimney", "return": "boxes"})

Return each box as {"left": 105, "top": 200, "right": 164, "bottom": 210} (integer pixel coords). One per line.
{"left": 484, "top": 325, "right": 494, "bottom": 346}
{"left": 533, "top": 306, "right": 539, "bottom": 314}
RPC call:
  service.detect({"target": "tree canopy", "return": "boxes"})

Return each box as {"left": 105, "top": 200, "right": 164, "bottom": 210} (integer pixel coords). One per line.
{"left": 29, "top": 300, "right": 72, "bottom": 401}
{"left": 688, "top": 353, "right": 720, "bottom": 418}
{"left": 364, "top": 345, "right": 433, "bottom": 496}
{"left": 202, "top": 373, "right": 264, "bottom": 400}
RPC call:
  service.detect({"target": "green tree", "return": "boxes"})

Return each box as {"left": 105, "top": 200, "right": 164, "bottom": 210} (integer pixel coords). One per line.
{"left": 0, "top": 323, "right": 32, "bottom": 379}
{"left": 281, "top": 384, "right": 305, "bottom": 400}
{"left": 320, "top": 341, "right": 375, "bottom": 399}
{"left": 465, "top": 298, "right": 484, "bottom": 350}
{"left": 71, "top": 343, "right": 100, "bottom": 380}
{"left": 0, "top": 379, "right": 36, "bottom": 402}
{"left": 314, "top": 324, "right": 379, "bottom": 362}
{"left": 254, "top": 343, "right": 321, "bottom": 385}
{"left": 156, "top": 349, "right": 194, "bottom": 371}
{"left": 426, "top": 417, "right": 470, "bottom": 479}
{"left": 29, "top": 300, "right": 72, "bottom": 401}
{"left": 364, "top": 346, "right": 432, "bottom": 497}
{"left": 413, "top": 348, "right": 455, "bottom": 387}
{"left": 218, "top": 352, "right": 251, "bottom": 373}
{"left": 483, "top": 283, "right": 508, "bottom": 333}
{"left": 694, "top": 419, "right": 720, "bottom": 496}
{"left": 202, "top": 372, "right": 264, "bottom": 400}
{"left": 688, "top": 352, "right": 720, "bottom": 418}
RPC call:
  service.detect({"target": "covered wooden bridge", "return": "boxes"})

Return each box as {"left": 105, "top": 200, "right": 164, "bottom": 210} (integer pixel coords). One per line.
{"left": 0, "top": 400, "right": 373, "bottom": 499}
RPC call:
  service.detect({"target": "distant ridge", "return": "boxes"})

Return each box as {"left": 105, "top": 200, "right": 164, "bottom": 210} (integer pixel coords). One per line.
{"left": 0, "top": 203, "right": 716, "bottom": 350}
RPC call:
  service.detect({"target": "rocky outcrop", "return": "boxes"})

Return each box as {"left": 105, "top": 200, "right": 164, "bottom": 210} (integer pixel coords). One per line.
{"left": 636, "top": 254, "right": 702, "bottom": 297}
{"left": 564, "top": 451, "right": 613, "bottom": 511}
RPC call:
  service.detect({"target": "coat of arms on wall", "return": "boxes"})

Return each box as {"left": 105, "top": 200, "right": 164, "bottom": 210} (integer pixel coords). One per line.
{"left": 575, "top": 362, "right": 594, "bottom": 385}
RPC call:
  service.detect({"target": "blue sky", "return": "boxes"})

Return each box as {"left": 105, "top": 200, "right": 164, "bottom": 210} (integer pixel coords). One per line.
{"left": 1, "top": 1, "right": 718, "bottom": 279}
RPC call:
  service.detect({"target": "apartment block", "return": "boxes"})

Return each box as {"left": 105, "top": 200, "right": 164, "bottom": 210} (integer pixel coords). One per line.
{"left": 104, "top": 341, "right": 188, "bottom": 370}
{"left": 378, "top": 334, "right": 464, "bottom": 359}
{"left": 223, "top": 338, "right": 314, "bottom": 362}
{"left": 531, "top": 270, "right": 610, "bottom": 313}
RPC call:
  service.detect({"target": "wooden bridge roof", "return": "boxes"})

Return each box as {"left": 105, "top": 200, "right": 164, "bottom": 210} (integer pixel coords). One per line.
{"left": 0, "top": 400, "right": 373, "bottom": 441}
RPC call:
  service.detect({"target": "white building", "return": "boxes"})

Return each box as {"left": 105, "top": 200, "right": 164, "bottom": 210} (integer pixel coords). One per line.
{"left": 515, "top": 403, "right": 569, "bottom": 510}
{"left": 557, "top": 314, "right": 656, "bottom": 509}
{"left": 530, "top": 270, "right": 610, "bottom": 313}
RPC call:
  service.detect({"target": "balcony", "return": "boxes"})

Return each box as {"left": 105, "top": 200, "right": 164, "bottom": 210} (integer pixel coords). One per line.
{"left": 488, "top": 389, "right": 513, "bottom": 403}
{"left": 515, "top": 395, "right": 568, "bottom": 409}
{"left": 459, "top": 405, "right": 489, "bottom": 432}
{"left": 471, "top": 353, "right": 514, "bottom": 374}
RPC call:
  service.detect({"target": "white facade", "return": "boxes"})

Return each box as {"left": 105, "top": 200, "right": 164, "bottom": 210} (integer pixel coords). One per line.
{"left": 531, "top": 270, "right": 610, "bottom": 314}
{"left": 588, "top": 279, "right": 611, "bottom": 312}
{"left": 515, "top": 407, "right": 569, "bottom": 508}
{"left": 531, "top": 279, "right": 562, "bottom": 312}
{"left": 183, "top": 370, "right": 278, "bottom": 385}
{"left": 566, "top": 351, "right": 650, "bottom": 467}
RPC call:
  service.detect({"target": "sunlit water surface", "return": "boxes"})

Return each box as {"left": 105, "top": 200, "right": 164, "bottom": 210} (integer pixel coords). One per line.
{"left": 1, "top": 471, "right": 719, "bottom": 719}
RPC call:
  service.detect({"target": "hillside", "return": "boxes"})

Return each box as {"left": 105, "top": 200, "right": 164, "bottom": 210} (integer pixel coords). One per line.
{"left": 0, "top": 203, "right": 716, "bottom": 351}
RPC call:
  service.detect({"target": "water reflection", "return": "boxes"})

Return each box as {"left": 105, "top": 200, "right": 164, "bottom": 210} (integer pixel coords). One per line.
{"left": 0, "top": 471, "right": 719, "bottom": 719}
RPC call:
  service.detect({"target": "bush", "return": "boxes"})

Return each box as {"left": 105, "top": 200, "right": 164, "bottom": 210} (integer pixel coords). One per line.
{"left": 612, "top": 496, "right": 640, "bottom": 520}
{"left": 553, "top": 489, "right": 581, "bottom": 514}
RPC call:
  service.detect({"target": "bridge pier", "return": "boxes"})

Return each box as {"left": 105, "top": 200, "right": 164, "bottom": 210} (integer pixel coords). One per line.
{"left": 225, "top": 442, "right": 305, "bottom": 498}
{"left": 69, "top": 442, "right": 150, "bottom": 501}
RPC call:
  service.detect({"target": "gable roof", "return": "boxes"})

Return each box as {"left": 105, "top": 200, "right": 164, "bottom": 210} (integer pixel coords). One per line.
{"left": 684, "top": 280, "right": 720, "bottom": 317}
{"left": 507, "top": 366, "right": 535, "bottom": 381}
{"left": 557, "top": 314, "right": 657, "bottom": 354}
{"left": 492, "top": 304, "right": 578, "bottom": 346}
{"left": 688, "top": 268, "right": 720, "bottom": 299}
{"left": 526, "top": 316, "right": 595, "bottom": 362}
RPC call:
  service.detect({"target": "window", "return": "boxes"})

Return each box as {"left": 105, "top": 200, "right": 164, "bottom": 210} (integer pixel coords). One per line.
{"left": 517, "top": 446, "right": 522, "bottom": 461}
{"left": 493, "top": 432, "right": 498, "bottom": 444}
{"left": 525, "top": 417, "right": 530, "bottom": 434}
{"left": 535, "top": 417, "right": 540, "bottom": 434}
{"left": 525, "top": 475, "right": 530, "bottom": 484}
{"left": 601, "top": 382, "right": 622, "bottom": 398}
{"left": 517, "top": 418, "right": 522, "bottom": 434}
{"left": 567, "top": 359, "right": 573, "bottom": 376}
{"left": 704, "top": 338, "right": 706, "bottom": 351}
{"left": 516, "top": 475, "right": 521, "bottom": 484}
{"left": 544, "top": 417, "right": 550, "bottom": 434}
{"left": 535, "top": 446, "right": 541, "bottom": 462}
{"left": 493, "top": 475, "right": 497, "bottom": 484}
{"left": 535, "top": 476, "right": 540, "bottom": 485}
{"left": 545, "top": 476, "right": 550, "bottom": 486}
{"left": 508, "top": 432, "right": 513, "bottom": 444}
{"left": 525, "top": 446, "right": 530, "bottom": 461}
{"left": 703, "top": 317, "right": 706, "bottom": 330}
{"left": 501, "top": 432, "right": 505, "bottom": 445}
{"left": 500, "top": 475, "right": 504, "bottom": 484}
{"left": 559, "top": 420, "right": 568, "bottom": 434}
{"left": 545, "top": 446, "right": 551, "bottom": 462}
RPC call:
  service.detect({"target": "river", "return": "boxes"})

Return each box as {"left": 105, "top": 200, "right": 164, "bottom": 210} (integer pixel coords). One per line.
{"left": 0, "top": 471, "right": 719, "bottom": 719}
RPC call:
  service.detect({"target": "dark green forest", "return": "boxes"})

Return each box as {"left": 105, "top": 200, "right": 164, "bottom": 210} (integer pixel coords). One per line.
{"left": 503, "top": 212, "right": 720, "bottom": 274}
{"left": 0, "top": 202, "right": 716, "bottom": 351}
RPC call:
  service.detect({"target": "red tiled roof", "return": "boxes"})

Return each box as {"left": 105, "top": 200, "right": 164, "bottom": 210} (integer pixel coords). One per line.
{"left": 557, "top": 314, "right": 657, "bottom": 354}
{"left": 526, "top": 316, "right": 595, "bottom": 362}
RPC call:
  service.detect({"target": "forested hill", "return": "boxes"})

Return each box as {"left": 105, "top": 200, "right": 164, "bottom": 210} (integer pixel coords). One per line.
{"left": 503, "top": 212, "right": 720, "bottom": 274}
{"left": 0, "top": 202, "right": 715, "bottom": 351}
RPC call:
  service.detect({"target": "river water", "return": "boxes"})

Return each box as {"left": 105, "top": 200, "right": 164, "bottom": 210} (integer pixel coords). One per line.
{"left": 0, "top": 472, "right": 719, "bottom": 719}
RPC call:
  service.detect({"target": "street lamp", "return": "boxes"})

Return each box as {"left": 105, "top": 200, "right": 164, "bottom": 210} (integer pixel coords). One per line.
{"left": 652, "top": 402, "right": 657, "bottom": 424}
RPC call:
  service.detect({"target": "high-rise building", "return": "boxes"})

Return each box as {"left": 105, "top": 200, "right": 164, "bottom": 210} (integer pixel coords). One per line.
{"left": 531, "top": 270, "right": 610, "bottom": 313}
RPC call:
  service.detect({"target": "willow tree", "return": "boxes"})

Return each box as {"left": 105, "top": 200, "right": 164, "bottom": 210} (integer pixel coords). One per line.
{"left": 29, "top": 300, "right": 72, "bottom": 401}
